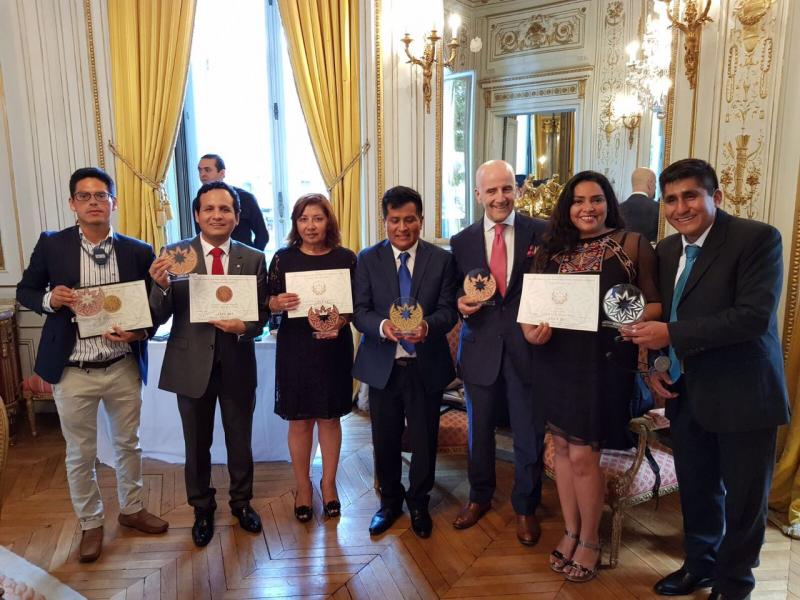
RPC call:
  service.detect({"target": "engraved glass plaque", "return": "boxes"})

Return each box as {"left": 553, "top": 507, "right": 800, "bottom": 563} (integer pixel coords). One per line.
{"left": 163, "top": 244, "right": 198, "bottom": 280}
{"left": 308, "top": 304, "right": 341, "bottom": 339}
{"left": 463, "top": 268, "right": 497, "bottom": 306}
{"left": 602, "top": 283, "right": 646, "bottom": 329}
{"left": 389, "top": 296, "right": 423, "bottom": 336}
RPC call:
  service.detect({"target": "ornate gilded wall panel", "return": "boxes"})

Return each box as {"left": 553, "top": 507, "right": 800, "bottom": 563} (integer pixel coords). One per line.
{"left": 594, "top": 1, "right": 627, "bottom": 189}
{"left": 716, "top": 0, "right": 778, "bottom": 220}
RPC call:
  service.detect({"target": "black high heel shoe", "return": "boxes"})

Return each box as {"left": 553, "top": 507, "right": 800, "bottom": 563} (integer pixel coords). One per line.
{"left": 320, "top": 478, "right": 341, "bottom": 519}
{"left": 293, "top": 491, "right": 313, "bottom": 523}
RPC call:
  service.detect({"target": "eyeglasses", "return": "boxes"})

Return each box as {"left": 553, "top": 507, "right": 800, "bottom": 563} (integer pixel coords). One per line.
{"left": 73, "top": 191, "right": 113, "bottom": 203}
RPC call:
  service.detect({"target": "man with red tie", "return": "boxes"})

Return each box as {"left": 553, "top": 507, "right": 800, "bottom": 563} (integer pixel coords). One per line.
{"left": 449, "top": 160, "right": 548, "bottom": 545}
{"left": 149, "top": 181, "right": 268, "bottom": 547}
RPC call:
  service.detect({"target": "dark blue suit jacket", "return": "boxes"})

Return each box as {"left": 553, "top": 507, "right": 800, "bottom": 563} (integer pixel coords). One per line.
{"left": 660, "top": 209, "right": 789, "bottom": 432}
{"left": 450, "top": 213, "right": 547, "bottom": 386}
{"left": 16, "top": 226, "right": 156, "bottom": 384}
{"left": 352, "top": 239, "right": 458, "bottom": 392}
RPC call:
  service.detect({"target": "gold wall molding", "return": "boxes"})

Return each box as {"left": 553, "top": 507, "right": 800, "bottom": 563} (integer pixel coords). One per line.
{"left": 658, "top": 0, "right": 681, "bottom": 241}
{"left": 492, "top": 84, "right": 580, "bottom": 105}
{"left": 479, "top": 64, "right": 594, "bottom": 87}
{"left": 375, "top": 0, "right": 384, "bottom": 241}
{"left": 783, "top": 165, "right": 800, "bottom": 359}
{"left": 716, "top": 0, "right": 777, "bottom": 221}
{"left": 0, "top": 65, "right": 24, "bottom": 277}
{"left": 83, "top": 0, "right": 105, "bottom": 170}
{"left": 490, "top": 8, "right": 587, "bottom": 58}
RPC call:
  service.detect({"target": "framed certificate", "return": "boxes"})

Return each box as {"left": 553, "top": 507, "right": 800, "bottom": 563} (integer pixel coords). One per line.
{"left": 284, "top": 269, "right": 353, "bottom": 319}
{"left": 189, "top": 274, "right": 259, "bottom": 322}
{"left": 517, "top": 273, "right": 600, "bottom": 332}
{"left": 74, "top": 280, "right": 153, "bottom": 338}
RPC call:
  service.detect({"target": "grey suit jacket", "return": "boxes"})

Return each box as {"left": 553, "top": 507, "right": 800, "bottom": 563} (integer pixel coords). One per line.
{"left": 149, "top": 236, "right": 268, "bottom": 398}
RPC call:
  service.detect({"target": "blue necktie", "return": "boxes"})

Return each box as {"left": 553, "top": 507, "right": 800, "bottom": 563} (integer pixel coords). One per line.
{"left": 398, "top": 251, "right": 415, "bottom": 354}
{"left": 668, "top": 244, "right": 700, "bottom": 382}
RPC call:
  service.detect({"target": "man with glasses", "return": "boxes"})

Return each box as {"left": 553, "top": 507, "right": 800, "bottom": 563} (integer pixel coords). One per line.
{"left": 16, "top": 167, "right": 168, "bottom": 563}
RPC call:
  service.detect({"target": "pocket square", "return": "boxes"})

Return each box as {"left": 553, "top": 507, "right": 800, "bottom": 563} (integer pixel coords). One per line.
{"left": 526, "top": 245, "right": 535, "bottom": 258}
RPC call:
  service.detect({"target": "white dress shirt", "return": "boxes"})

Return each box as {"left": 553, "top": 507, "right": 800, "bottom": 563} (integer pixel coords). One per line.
{"left": 674, "top": 221, "right": 714, "bottom": 284}
{"left": 200, "top": 236, "right": 232, "bottom": 275}
{"left": 483, "top": 211, "right": 515, "bottom": 288}
{"left": 379, "top": 241, "right": 419, "bottom": 358}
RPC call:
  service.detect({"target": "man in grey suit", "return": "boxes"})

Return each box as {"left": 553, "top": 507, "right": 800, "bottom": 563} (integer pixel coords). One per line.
{"left": 620, "top": 167, "right": 659, "bottom": 242}
{"left": 149, "top": 181, "right": 268, "bottom": 547}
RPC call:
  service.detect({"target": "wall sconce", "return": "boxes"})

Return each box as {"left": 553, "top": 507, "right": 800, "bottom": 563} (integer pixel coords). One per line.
{"left": 401, "top": 13, "right": 461, "bottom": 113}
{"left": 612, "top": 94, "right": 643, "bottom": 148}
{"left": 661, "top": 0, "right": 712, "bottom": 90}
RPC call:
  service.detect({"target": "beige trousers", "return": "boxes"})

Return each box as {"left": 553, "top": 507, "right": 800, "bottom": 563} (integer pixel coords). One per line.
{"left": 52, "top": 355, "right": 144, "bottom": 530}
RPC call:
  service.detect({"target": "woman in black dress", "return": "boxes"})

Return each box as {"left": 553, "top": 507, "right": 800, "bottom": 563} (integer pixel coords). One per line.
{"left": 520, "top": 171, "right": 661, "bottom": 582}
{"left": 267, "top": 194, "right": 356, "bottom": 522}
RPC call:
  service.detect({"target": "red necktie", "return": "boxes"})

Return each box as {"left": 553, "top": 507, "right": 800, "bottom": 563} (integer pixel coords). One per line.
{"left": 210, "top": 247, "right": 225, "bottom": 275}
{"left": 489, "top": 223, "right": 507, "bottom": 297}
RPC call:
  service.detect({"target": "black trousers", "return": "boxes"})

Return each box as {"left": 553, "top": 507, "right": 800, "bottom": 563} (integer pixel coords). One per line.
{"left": 177, "top": 361, "right": 256, "bottom": 513}
{"left": 369, "top": 360, "right": 442, "bottom": 511}
{"left": 464, "top": 352, "right": 543, "bottom": 515}
{"left": 668, "top": 378, "right": 777, "bottom": 599}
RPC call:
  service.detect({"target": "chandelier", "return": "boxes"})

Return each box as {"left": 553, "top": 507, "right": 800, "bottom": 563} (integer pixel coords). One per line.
{"left": 625, "top": 1, "right": 673, "bottom": 119}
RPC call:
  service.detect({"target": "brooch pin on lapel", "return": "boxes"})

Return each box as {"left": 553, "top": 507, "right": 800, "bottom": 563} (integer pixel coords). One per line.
{"left": 526, "top": 245, "right": 535, "bottom": 258}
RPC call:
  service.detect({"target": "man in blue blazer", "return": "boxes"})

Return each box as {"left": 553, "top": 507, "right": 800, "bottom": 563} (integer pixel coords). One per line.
{"left": 16, "top": 167, "right": 168, "bottom": 563}
{"left": 449, "top": 160, "right": 548, "bottom": 545}
{"left": 353, "top": 186, "right": 458, "bottom": 538}
{"left": 626, "top": 159, "right": 789, "bottom": 599}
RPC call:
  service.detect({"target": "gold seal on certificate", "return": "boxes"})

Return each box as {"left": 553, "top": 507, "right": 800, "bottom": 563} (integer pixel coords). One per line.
{"left": 389, "top": 296, "right": 423, "bottom": 335}
{"left": 163, "top": 244, "right": 198, "bottom": 279}
{"left": 103, "top": 294, "right": 122, "bottom": 313}
{"left": 215, "top": 285, "right": 234, "bottom": 303}
{"left": 75, "top": 288, "right": 105, "bottom": 317}
{"left": 308, "top": 304, "right": 341, "bottom": 339}
{"left": 602, "top": 284, "right": 646, "bottom": 330}
{"left": 463, "top": 268, "right": 497, "bottom": 305}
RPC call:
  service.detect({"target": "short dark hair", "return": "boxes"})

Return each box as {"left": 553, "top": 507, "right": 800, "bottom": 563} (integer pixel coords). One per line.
{"left": 659, "top": 158, "right": 718, "bottom": 196}
{"left": 200, "top": 153, "right": 225, "bottom": 172}
{"left": 69, "top": 167, "right": 115, "bottom": 197}
{"left": 381, "top": 186, "right": 423, "bottom": 218}
{"left": 286, "top": 193, "right": 342, "bottom": 248}
{"left": 535, "top": 170, "right": 624, "bottom": 271}
{"left": 192, "top": 181, "right": 240, "bottom": 215}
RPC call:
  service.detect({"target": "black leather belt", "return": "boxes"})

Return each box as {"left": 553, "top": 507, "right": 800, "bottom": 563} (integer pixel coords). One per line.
{"left": 65, "top": 354, "right": 128, "bottom": 370}
{"left": 395, "top": 357, "right": 416, "bottom": 367}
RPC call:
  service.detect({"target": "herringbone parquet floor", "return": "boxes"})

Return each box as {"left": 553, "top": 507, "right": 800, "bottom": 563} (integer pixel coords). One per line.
{"left": 0, "top": 411, "right": 796, "bottom": 599}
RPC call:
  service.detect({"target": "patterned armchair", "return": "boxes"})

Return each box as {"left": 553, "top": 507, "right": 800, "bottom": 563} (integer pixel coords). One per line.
{"left": 21, "top": 374, "right": 53, "bottom": 437}
{"left": 543, "top": 408, "right": 679, "bottom": 567}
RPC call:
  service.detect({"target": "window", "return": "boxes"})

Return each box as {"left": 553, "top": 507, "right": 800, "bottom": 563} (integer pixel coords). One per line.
{"left": 167, "top": 0, "right": 325, "bottom": 249}
{"left": 441, "top": 71, "right": 474, "bottom": 239}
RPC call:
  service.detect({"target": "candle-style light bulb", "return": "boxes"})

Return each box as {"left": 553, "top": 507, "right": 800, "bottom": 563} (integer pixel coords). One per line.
{"left": 448, "top": 13, "right": 462, "bottom": 34}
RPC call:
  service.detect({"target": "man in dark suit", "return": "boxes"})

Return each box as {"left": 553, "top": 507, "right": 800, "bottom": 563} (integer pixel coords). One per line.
{"left": 197, "top": 154, "right": 269, "bottom": 250}
{"left": 449, "top": 160, "right": 548, "bottom": 545}
{"left": 624, "top": 159, "right": 789, "bottom": 600}
{"left": 620, "top": 167, "right": 659, "bottom": 242}
{"left": 353, "top": 186, "right": 458, "bottom": 539}
{"left": 16, "top": 167, "right": 168, "bottom": 563}
{"left": 149, "top": 181, "right": 268, "bottom": 547}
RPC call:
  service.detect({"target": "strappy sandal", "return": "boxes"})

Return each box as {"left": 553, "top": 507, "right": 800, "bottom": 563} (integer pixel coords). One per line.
{"left": 549, "top": 529, "right": 579, "bottom": 573}
{"left": 564, "top": 539, "right": 601, "bottom": 583}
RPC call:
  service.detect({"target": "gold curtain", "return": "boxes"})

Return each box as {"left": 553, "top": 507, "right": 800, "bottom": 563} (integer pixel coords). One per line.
{"left": 279, "top": 0, "right": 362, "bottom": 252}
{"left": 534, "top": 115, "right": 548, "bottom": 179}
{"left": 768, "top": 173, "right": 800, "bottom": 537}
{"left": 108, "top": 0, "right": 196, "bottom": 251}
{"left": 559, "top": 112, "right": 575, "bottom": 180}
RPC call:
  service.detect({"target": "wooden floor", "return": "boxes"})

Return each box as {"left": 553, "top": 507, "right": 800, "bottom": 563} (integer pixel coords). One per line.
{"left": 0, "top": 411, "right": 796, "bottom": 599}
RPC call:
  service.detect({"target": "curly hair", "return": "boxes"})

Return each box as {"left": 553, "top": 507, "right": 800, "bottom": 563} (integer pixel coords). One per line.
{"left": 534, "top": 171, "right": 625, "bottom": 272}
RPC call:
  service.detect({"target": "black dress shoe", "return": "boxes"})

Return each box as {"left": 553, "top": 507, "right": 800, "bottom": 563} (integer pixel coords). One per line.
{"left": 410, "top": 507, "right": 432, "bottom": 539}
{"left": 232, "top": 505, "right": 262, "bottom": 533}
{"left": 192, "top": 511, "right": 215, "bottom": 547}
{"left": 654, "top": 568, "right": 714, "bottom": 596}
{"left": 369, "top": 506, "right": 402, "bottom": 536}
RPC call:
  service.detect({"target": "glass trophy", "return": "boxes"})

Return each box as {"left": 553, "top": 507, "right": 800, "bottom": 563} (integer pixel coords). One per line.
{"left": 389, "top": 296, "right": 424, "bottom": 337}
{"left": 602, "top": 283, "right": 646, "bottom": 330}
{"left": 74, "top": 287, "right": 105, "bottom": 317}
{"left": 463, "top": 268, "right": 497, "bottom": 306}
{"left": 308, "top": 304, "right": 341, "bottom": 339}
{"left": 162, "top": 244, "right": 198, "bottom": 280}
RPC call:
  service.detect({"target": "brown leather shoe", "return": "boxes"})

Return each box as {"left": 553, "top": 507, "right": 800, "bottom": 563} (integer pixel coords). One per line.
{"left": 516, "top": 514, "right": 541, "bottom": 546}
{"left": 79, "top": 526, "right": 103, "bottom": 562}
{"left": 452, "top": 502, "right": 491, "bottom": 530}
{"left": 118, "top": 509, "right": 169, "bottom": 534}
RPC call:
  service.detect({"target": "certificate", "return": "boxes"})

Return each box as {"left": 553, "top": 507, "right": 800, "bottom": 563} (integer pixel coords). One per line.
{"left": 74, "top": 280, "right": 152, "bottom": 339}
{"left": 517, "top": 273, "right": 600, "bottom": 332}
{"left": 284, "top": 269, "right": 353, "bottom": 319}
{"left": 189, "top": 274, "right": 258, "bottom": 323}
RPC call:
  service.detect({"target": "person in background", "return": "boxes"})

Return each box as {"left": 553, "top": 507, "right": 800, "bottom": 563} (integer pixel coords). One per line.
{"left": 620, "top": 167, "right": 659, "bottom": 243}
{"left": 196, "top": 153, "right": 269, "bottom": 250}
{"left": 267, "top": 194, "right": 356, "bottom": 522}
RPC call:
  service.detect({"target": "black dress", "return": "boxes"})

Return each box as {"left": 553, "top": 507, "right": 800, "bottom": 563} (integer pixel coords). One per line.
{"left": 531, "top": 230, "right": 659, "bottom": 449}
{"left": 268, "top": 245, "right": 356, "bottom": 420}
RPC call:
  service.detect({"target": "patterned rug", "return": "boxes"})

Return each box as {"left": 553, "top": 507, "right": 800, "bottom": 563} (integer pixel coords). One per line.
{"left": 0, "top": 546, "right": 85, "bottom": 600}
